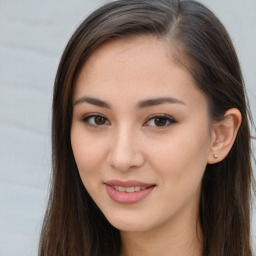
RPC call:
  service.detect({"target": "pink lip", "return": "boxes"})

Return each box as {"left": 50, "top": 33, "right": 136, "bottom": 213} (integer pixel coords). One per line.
{"left": 104, "top": 180, "right": 156, "bottom": 205}
{"left": 105, "top": 180, "right": 154, "bottom": 188}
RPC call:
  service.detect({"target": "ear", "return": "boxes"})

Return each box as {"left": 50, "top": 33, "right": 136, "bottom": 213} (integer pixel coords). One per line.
{"left": 207, "top": 108, "right": 242, "bottom": 164}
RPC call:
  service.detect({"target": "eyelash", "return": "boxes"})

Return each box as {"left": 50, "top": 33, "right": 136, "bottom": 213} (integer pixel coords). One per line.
{"left": 81, "top": 114, "right": 110, "bottom": 127}
{"left": 144, "top": 114, "right": 177, "bottom": 128}
{"left": 81, "top": 113, "right": 176, "bottom": 128}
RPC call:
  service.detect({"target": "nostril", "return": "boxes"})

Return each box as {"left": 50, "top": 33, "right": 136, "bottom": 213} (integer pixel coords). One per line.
{"left": 107, "top": 146, "right": 145, "bottom": 171}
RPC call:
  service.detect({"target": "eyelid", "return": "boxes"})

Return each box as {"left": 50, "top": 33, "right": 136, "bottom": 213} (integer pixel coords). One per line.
{"left": 80, "top": 113, "right": 176, "bottom": 128}
{"left": 143, "top": 114, "right": 177, "bottom": 128}
{"left": 81, "top": 113, "right": 110, "bottom": 127}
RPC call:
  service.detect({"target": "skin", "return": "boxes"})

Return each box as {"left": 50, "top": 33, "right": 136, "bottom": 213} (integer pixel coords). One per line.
{"left": 71, "top": 36, "right": 241, "bottom": 256}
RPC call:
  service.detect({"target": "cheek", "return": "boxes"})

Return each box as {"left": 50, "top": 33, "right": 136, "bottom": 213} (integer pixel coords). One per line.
{"left": 144, "top": 126, "right": 210, "bottom": 221}
{"left": 70, "top": 127, "right": 105, "bottom": 181}
{"left": 148, "top": 123, "right": 211, "bottom": 187}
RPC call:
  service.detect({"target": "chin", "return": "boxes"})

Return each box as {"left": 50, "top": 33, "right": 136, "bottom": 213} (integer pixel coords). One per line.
{"left": 106, "top": 214, "right": 154, "bottom": 233}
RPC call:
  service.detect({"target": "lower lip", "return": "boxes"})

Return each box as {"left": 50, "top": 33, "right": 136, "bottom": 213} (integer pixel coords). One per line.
{"left": 105, "top": 185, "right": 155, "bottom": 205}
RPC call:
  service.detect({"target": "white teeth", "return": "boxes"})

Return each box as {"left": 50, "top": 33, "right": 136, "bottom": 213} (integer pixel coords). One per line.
{"left": 113, "top": 186, "right": 147, "bottom": 193}
{"left": 114, "top": 185, "right": 126, "bottom": 192}
{"left": 126, "top": 187, "right": 135, "bottom": 193}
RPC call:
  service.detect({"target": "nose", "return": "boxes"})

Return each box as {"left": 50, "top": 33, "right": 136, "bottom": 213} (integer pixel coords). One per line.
{"left": 107, "top": 127, "right": 145, "bottom": 171}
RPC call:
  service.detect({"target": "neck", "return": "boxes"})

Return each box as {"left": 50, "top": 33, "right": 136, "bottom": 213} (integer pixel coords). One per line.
{"left": 120, "top": 211, "right": 203, "bottom": 256}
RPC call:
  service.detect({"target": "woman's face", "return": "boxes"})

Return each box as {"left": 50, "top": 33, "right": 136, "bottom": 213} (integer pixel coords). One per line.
{"left": 71, "top": 36, "right": 214, "bottom": 233}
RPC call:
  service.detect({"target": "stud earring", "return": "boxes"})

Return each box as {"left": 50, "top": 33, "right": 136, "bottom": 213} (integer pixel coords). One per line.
{"left": 213, "top": 154, "right": 219, "bottom": 158}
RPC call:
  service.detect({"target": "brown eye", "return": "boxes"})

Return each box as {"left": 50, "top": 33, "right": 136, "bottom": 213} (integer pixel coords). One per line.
{"left": 94, "top": 116, "right": 107, "bottom": 125}
{"left": 82, "top": 114, "right": 110, "bottom": 127}
{"left": 154, "top": 118, "right": 167, "bottom": 126}
{"left": 144, "top": 114, "right": 176, "bottom": 128}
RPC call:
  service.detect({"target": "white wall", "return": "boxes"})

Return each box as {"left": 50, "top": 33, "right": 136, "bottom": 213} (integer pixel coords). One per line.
{"left": 0, "top": 1, "right": 108, "bottom": 255}
{"left": 0, "top": 0, "right": 255, "bottom": 255}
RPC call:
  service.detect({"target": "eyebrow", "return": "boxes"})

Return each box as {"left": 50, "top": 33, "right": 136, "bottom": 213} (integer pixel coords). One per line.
{"left": 74, "top": 97, "right": 111, "bottom": 109}
{"left": 137, "top": 97, "right": 186, "bottom": 108}
{"left": 73, "top": 96, "right": 186, "bottom": 109}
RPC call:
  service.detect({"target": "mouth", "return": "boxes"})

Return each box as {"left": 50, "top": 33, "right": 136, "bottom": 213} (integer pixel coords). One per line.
{"left": 111, "top": 185, "right": 147, "bottom": 193}
{"left": 104, "top": 180, "right": 156, "bottom": 204}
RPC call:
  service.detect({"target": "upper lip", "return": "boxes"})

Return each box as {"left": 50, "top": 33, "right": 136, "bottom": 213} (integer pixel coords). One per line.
{"left": 104, "top": 180, "right": 155, "bottom": 188}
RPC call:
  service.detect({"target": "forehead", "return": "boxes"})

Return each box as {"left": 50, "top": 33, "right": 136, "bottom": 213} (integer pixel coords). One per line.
{"left": 83, "top": 35, "right": 179, "bottom": 71}
{"left": 74, "top": 36, "right": 208, "bottom": 112}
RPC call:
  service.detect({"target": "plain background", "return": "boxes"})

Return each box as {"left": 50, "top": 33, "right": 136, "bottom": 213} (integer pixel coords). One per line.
{"left": 0, "top": 0, "right": 255, "bottom": 255}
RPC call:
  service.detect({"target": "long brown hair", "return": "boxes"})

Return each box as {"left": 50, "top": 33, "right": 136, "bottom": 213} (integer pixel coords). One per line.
{"left": 39, "top": 0, "right": 255, "bottom": 255}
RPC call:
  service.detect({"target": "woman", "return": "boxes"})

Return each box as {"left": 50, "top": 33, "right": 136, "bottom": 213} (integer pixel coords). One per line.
{"left": 39, "top": 0, "right": 255, "bottom": 255}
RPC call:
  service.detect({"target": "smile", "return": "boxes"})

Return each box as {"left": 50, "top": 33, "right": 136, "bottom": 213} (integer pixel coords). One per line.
{"left": 104, "top": 180, "right": 156, "bottom": 204}
{"left": 112, "top": 186, "right": 147, "bottom": 193}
